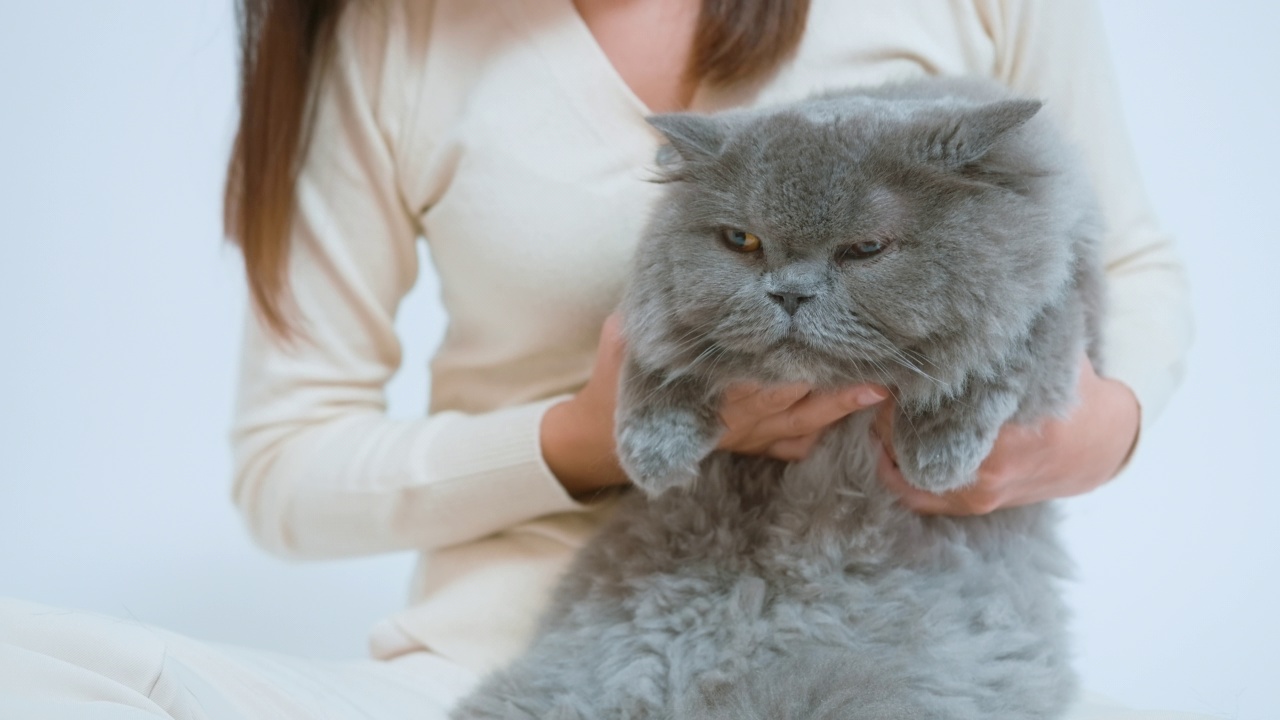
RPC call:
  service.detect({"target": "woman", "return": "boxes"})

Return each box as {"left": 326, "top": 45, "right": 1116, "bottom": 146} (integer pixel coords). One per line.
{"left": 0, "top": 0, "right": 1197, "bottom": 717}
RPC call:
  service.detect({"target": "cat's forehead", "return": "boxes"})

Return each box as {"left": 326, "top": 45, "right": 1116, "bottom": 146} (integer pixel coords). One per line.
{"left": 719, "top": 117, "right": 912, "bottom": 198}
{"left": 738, "top": 112, "right": 856, "bottom": 161}
{"left": 733, "top": 97, "right": 916, "bottom": 156}
{"left": 717, "top": 117, "right": 858, "bottom": 201}
{"left": 707, "top": 116, "right": 910, "bottom": 237}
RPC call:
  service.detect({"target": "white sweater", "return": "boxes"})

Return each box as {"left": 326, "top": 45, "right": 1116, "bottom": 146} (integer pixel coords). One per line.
{"left": 230, "top": 0, "right": 1192, "bottom": 672}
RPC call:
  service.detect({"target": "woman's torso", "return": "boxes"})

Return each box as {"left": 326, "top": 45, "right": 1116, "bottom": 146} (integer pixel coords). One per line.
{"left": 381, "top": 0, "right": 1004, "bottom": 672}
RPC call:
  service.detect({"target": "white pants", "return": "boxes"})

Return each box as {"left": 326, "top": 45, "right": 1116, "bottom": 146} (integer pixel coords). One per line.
{"left": 0, "top": 598, "right": 1217, "bottom": 719}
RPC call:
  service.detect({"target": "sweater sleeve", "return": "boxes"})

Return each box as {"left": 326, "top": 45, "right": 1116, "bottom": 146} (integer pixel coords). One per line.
{"left": 982, "top": 0, "right": 1194, "bottom": 424}
{"left": 230, "top": 2, "right": 586, "bottom": 560}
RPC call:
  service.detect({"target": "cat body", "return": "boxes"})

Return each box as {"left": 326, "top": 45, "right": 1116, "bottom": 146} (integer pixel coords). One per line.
{"left": 451, "top": 77, "right": 1103, "bottom": 720}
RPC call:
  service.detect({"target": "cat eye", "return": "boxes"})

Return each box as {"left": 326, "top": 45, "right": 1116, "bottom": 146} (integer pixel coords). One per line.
{"left": 719, "top": 228, "right": 762, "bottom": 254}
{"left": 838, "top": 239, "right": 888, "bottom": 263}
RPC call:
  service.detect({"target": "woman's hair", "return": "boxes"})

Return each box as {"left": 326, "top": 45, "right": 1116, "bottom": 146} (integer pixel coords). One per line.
{"left": 225, "top": 0, "right": 811, "bottom": 334}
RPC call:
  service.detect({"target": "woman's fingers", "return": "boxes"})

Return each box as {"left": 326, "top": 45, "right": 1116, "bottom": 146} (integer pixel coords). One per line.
{"left": 754, "top": 386, "right": 884, "bottom": 442}
{"left": 745, "top": 383, "right": 812, "bottom": 415}
{"left": 871, "top": 401, "right": 896, "bottom": 461}
{"left": 719, "top": 383, "right": 888, "bottom": 458}
{"left": 767, "top": 433, "right": 824, "bottom": 462}
{"left": 718, "top": 383, "right": 808, "bottom": 449}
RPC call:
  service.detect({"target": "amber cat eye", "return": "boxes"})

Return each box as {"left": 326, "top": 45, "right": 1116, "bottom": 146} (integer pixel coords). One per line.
{"left": 720, "top": 228, "right": 762, "bottom": 253}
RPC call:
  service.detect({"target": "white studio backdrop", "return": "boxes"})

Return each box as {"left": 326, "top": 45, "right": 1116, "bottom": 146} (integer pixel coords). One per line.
{"left": 0, "top": 2, "right": 1275, "bottom": 718}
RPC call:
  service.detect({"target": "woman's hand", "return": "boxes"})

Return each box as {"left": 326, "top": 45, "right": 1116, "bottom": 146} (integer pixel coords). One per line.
{"left": 541, "top": 315, "right": 631, "bottom": 496}
{"left": 872, "top": 357, "right": 1141, "bottom": 515}
{"left": 542, "top": 315, "right": 889, "bottom": 496}
{"left": 715, "top": 382, "right": 888, "bottom": 461}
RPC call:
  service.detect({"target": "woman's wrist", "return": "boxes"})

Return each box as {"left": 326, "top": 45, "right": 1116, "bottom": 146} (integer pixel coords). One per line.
{"left": 541, "top": 395, "right": 628, "bottom": 497}
{"left": 1095, "top": 375, "right": 1142, "bottom": 480}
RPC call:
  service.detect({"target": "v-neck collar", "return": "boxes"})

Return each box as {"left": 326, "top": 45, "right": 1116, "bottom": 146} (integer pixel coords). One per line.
{"left": 558, "top": 0, "right": 664, "bottom": 116}
{"left": 501, "top": 0, "right": 655, "bottom": 125}
{"left": 498, "top": 0, "right": 773, "bottom": 141}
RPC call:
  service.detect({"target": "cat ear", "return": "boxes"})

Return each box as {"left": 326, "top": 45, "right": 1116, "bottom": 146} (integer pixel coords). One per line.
{"left": 647, "top": 113, "right": 727, "bottom": 170}
{"left": 918, "top": 99, "right": 1042, "bottom": 167}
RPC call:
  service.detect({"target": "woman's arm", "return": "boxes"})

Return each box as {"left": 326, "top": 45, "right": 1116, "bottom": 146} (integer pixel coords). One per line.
{"left": 988, "top": 0, "right": 1193, "bottom": 420}
{"left": 876, "top": 0, "right": 1194, "bottom": 514}
{"left": 231, "top": 3, "right": 586, "bottom": 560}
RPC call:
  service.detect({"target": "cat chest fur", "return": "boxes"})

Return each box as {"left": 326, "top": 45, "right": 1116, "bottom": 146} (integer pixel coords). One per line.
{"left": 451, "top": 77, "right": 1099, "bottom": 720}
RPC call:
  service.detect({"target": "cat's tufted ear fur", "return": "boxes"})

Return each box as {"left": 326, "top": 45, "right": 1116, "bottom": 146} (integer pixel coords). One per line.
{"left": 915, "top": 99, "right": 1042, "bottom": 168}
{"left": 647, "top": 113, "right": 728, "bottom": 175}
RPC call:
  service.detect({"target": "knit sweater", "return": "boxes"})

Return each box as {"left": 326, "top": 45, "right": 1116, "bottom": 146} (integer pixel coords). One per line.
{"left": 230, "top": 0, "right": 1192, "bottom": 672}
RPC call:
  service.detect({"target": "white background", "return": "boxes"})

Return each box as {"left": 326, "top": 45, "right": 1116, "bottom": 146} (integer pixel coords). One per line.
{"left": 1, "top": 1, "right": 1276, "bottom": 717}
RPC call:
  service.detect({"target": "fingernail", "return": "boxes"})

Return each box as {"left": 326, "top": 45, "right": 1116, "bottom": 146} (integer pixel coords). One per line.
{"left": 851, "top": 386, "right": 888, "bottom": 406}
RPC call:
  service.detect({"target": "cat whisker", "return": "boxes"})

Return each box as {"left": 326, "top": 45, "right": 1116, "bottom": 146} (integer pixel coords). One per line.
{"left": 662, "top": 324, "right": 718, "bottom": 359}
{"left": 848, "top": 350, "right": 926, "bottom": 447}
{"left": 880, "top": 344, "right": 944, "bottom": 388}
{"left": 901, "top": 347, "right": 937, "bottom": 369}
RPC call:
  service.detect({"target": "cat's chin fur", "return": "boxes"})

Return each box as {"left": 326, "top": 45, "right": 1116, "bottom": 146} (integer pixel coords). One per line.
{"left": 450, "top": 77, "right": 1100, "bottom": 720}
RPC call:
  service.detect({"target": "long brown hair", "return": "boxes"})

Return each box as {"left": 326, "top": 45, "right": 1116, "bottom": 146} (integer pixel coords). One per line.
{"left": 225, "top": 0, "right": 811, "bottom": 334}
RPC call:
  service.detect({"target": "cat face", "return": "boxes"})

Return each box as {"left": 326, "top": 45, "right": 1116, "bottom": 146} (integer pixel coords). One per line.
{"left": 632, "top": 91, "right": 1075, "bottom": 387}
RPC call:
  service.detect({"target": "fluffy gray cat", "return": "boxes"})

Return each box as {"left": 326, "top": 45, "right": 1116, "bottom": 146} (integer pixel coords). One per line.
{"left": 450, "top": 77, "right": 1104, "bottom": 720}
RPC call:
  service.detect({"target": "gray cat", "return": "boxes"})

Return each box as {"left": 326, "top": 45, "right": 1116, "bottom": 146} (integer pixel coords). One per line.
{"left": 450, "top": 77, "right": 1103, "bottom": 720}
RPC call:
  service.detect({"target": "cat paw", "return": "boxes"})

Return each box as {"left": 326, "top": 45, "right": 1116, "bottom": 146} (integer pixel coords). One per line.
{"left": 616, "top": 410, "right": 713, "bottom": 496}
{"left": 894, "top": 435, "right": 985, "bottom": 494}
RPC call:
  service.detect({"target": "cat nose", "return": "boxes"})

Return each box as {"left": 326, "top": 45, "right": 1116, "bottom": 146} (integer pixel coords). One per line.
{"left": 767, "top": 291, "right": 814, "bottom": 316}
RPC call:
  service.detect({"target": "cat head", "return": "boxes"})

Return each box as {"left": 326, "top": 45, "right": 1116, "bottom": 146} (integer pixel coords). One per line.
{"left": 624, "top": 84, "right": 1080, "bottom": 393}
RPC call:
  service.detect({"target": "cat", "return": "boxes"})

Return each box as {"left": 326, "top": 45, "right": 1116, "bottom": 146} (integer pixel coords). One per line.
{"left": 450, "top": 76, "right": 1104, "bottom": 720}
